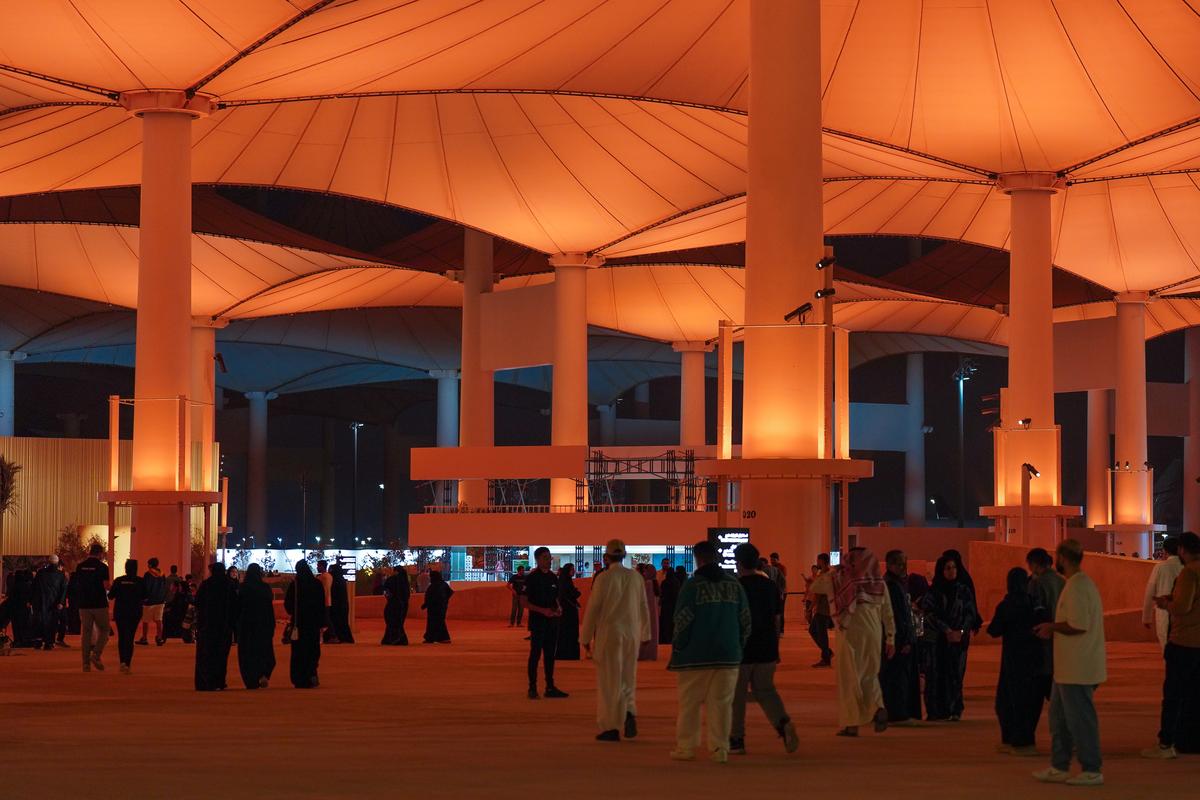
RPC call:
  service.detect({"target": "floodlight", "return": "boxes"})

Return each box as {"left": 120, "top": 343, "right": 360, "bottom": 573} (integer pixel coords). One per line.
{"left": 814, "top": 287, "right": 836, "bottom": 299}
{"left": 1023, "top": 462, "right": 1040, "bottom": 478}
{"left": 816, "top": 256, "right": 836, "bottom": 270}
{"left": 783, "top": 302, "right": 813, "bottom": 322}
{"left": 1018, "top": 418, "right": 1031, "bottom": 429}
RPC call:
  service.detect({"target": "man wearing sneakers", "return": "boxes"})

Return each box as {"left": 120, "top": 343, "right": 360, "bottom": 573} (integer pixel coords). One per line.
{"left": 729, "top": 543, "right": 799, "bottom": 756}
{"left": 74, "top": 543, "right": 111, "bottom": 672}
{"left": 808, "top": 553, "right": 834, "bottom": 667}
{"left": 524, "top": 546, "right": 568, "bottom": 700}
{"left": 138, "top": 557, "right": 168, "bottom": 646}
{"left": 668, "top": 540, "right": 751, "bottom": 764}
{"left": 1143, "top": 531, "right": 1200, "bottom": 760}
{"left": 1032, "top": 539, "right": 1106, "bottom": 787}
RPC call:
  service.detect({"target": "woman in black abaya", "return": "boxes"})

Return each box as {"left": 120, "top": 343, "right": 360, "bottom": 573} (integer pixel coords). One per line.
{"left": 987, "top": 566, "right": 1047, "bottom": 753}
{"left": 194, "top": 562, "right": 237, "bottom": 691}
{"left": 921, "top": 555, "right": 982, "bottom": 720}
{"left": 556, "top": 563, "right": 581, "bottom": 660}
{"left": 327, "top": 563, "right": 355, "bottom": 644}
{"left": 236, "top": 564, "right": 276, "bottom": 689}
{"left": 421, "top": 570, "right": 454, "bottom": 644}
{"left": 285, "top": 559, "right": 326, "bottom": 688}
{"left": 381, "top": 568, "right": 410, "bottom": 646}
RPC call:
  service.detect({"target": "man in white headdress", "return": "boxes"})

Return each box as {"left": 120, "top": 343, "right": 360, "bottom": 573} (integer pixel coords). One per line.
{"left": 580, "top": 538, "right": 651, "bottom": 742}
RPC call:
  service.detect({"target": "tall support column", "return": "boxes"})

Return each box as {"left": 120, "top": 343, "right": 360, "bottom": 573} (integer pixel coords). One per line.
{"left": 122, "top": 90, "right": 213, "bottom": 572}
{"left": 991, "top": 172, "right": 1066, "bottom": 546}
{"left": 459, "top": 229, "right": 494, "bottom": 508}
{"left": 1113, "top": 293, "right": 1151, "bottom": 556}
{"left": 549, "top": 252, "right": 601, "bottom": 507}
{"left": 675, "top": 342, "right": 710, "bottom": 448}
{"left": 244, "top": 391, "right": 276, "bottom": 542}
{"left": 596, "top": 404, "right": 616, "bottom": 446}
{"left": 904, "top": 353, "right": 926, "bottom": 527}
{"left": 321, "top": 419, "right": 336, "bottom": 540}
{"left": 1086, "top": 390, "right": 1111, "bottom": 529}
{"left": 1186, "top": 329, "right": 1200, "bottom": 533}
{"left": 190, "top": 321, "right": 223, "bottom": 492}
{"left": 0, "top": 350, "right": 27, "bottom": 436}
{"left": 431, "top": 369, "right": 459, "bottom": 506}
{"left": 741, "top": 0, "right": 827, "bottom": 568}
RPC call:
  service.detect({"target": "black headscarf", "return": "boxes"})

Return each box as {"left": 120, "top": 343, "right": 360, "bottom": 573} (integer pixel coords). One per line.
{"left": 932, "top": 555, "right": 959, "bottom": 597}
{"left": 940, "top": 549, "right": 975, "bottom": 594}
{"left": 907, "top": 573, "right": 930, "bottom": 603}
{"left": 244, "top": 563, "right": 265, "bottom": 584}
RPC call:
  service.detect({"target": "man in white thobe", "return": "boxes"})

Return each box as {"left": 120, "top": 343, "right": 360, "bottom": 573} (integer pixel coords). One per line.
{"left": 1143, "top": 537, "right": 1184, "bottom": 649}
{"left": 580, "top": 538, "right": 651, "bottom": 742}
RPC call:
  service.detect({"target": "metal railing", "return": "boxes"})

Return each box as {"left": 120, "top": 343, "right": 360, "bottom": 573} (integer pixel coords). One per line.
{"left": 422, "top": 503, "right": 728, "bottom": 515}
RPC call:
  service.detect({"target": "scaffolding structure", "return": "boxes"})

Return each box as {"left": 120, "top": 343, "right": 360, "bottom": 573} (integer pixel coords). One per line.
{"left": 584, "top": 449, "right": 706, "bottom": 511}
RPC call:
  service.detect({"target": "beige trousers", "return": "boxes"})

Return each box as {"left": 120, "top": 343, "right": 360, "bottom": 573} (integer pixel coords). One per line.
{"left": 675, "top": 668, "right": 739, "bottom": 754}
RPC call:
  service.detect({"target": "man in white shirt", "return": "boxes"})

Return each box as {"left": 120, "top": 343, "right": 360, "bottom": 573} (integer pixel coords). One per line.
{"left": 1142, "top": 537, "right": 1184, "bottom": 649}
{"left": 1032, "top": 539, "right": 1106, "bottom": 788}
{"left": 580, "top": 538, "right": 651, "bottom": 743}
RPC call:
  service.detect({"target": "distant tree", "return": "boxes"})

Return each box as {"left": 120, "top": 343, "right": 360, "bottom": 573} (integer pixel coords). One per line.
{"left": 0, "top": 456, "right": 20, "bottom": 595}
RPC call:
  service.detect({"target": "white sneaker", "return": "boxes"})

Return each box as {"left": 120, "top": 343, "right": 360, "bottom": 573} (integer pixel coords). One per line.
{"left": 1065, "top": 772, "right": 1103, "bottom": 787}
{"left": 1032, "top": 768, "right": 1070, "bottom": 783}
{"left": 711, "top": 748, "right": 729, "bottom": 764}
{"left": 1140, "top": 744, "right": 1177, "bottom": 759}
{"left": 669, "top": 749, "right": 695, "bottom": 762}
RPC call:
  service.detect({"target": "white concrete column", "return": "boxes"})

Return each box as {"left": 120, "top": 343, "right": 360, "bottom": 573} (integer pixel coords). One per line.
{"left": 1186, "top": 329, "right": 1200, "bottom": 533}
{"left": 904, "top": 353, "right": 926, "bottom": 527}
{"left": 674, "top": 342, "right": 710, "bottom": 448}
{"left": 431, "top": 369, "right": 459, "bottom": 506}
{"left": 549, "top": 252, "right": 601, "bottom": 507}
{"left": 190, "top": 321, "right": 223, "bottom": 492}
{"left": 740, "top": 0, "right": 827, "bottom": 568}
{"left": 459, "top": 229, "right": 494, "bottom": 508}
{"left": 244, "top": 391, "right": 277, "bottom": 541}
{"left": 122, "top": 89, "right": 214, "bottom": 571}
{"left": 0, "top": 351, "right": 27, "bottom": 436}
{"left": 597, "top": 404, "right": 617, "bottom": 446}
{"left": 1113, "top": 293, "right": 1151, "bottom": 556}
{"left": 1086, "top": 389, "right": 1111, "bottom": 529}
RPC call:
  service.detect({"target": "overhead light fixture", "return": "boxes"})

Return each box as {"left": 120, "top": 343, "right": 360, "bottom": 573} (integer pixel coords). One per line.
{"left": 814, "top": 287, "right": 836, "bottom": 299}
{"left": 816, "top": 255, "right": 836, "bottom": 270}
{"left": 1017, "top": 418, "right": 1031, "bottom": 429}
{"left": 783, "top": 302, "right": 813, "bottom": 323}
{"left": 1023, "top": 462, "right": 1040, "bottom": 478}
{"left": 1124, "top": 461, "right": 1131, "bottom": 470}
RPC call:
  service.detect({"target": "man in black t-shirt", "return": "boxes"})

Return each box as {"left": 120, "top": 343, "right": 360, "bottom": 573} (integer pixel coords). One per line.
{"left": 524, "top": 548, "right": 568, "bottom": 700}
{"left": 74, "top": 543, "right": 112, "bottom": 672}
{"left": 730, "top": 543, "right": 798, "bottom": 755}
{"left": 508, "top": 566, "right": 527, "bottom": 627}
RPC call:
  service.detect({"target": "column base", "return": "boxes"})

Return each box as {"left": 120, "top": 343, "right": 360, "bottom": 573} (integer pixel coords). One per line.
{"left": 1093, "top": 523, "right": 1166, "bottom": 558}
{"left": 980, "top": 505, "right": 1082, "bottom": 550}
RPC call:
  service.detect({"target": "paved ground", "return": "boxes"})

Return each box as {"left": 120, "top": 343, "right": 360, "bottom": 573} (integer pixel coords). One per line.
{"left": 0, "top": 621, "right": 1187, "bottom": 799}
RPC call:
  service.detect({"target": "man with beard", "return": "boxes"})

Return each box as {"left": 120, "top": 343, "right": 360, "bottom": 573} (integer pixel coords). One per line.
{"left": 879, "top": 550, "right": 920, "bottom": 724}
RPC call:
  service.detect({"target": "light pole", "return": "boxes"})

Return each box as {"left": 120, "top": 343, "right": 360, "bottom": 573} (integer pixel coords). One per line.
{"left": 952, "top": 357, "right": 978, "bottom": 527}
{"left": 350, "top": 422, "right": 363, "bottom": 544}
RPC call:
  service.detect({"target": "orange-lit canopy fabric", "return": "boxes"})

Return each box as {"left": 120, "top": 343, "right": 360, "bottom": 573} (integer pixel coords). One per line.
{"left": 2, "top": 1, "right": 1199, "bottom": 298}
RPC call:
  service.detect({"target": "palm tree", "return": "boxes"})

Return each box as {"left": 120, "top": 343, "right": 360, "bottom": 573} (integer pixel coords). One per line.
{"left": 0, "top": 456, "right": 20, "bottom": 597}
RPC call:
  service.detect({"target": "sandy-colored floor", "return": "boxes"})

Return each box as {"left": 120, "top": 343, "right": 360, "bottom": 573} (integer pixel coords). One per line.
{"left": 0, "top": 620, "right": 1187, "bottom": 800}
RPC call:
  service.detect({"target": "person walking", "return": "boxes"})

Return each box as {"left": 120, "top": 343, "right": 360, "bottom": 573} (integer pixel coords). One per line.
{"left": 1032, "top": 539, "right": 1106, "bottom": 787}
{"left": 637, "top": 563, "right": 659, "bottom": 661}
{"left": 988, "top": 567, "right": 1049, "bottom": 756}
{"left": 524, "top": 547, "right": 568, "bottom": 699}
{"left": 668, "top": 540, "right": 750, "bottom": 763}
{"left": 729, "top": 543, "right": 799, "bottom": 756}
{"left": 381, "top": 567, "right": 411, "bottom": 646}
{"left": 327, "top": 563, "right": 355, "bottom": 644}
{"left": 74, "top": 543, "right": 111, "bottom": 672}
{"left": 108, "top": 560, "right": 145, "bottom": 673}
{"left": 922, "top": 553, "right": 981, "bottom": 721}
{"left": 285, "top": 559, "right": 326, "bottom": 688}
{"left": 31, "top": 555, "right": 67, "bottom": 651}
{"left": 769, "top": 552, "right": 788, "bottom": 634}
{"left": 421, "top": 569, "right": 454, "bottom": 644}
{"left": 580, "top": 539, "right": 651, "bottom": 742}
{"left": 1143, "top": 536, "right": 1184, "bottom": 650}
{"left": 194, "top": 562, "right": 237, "bottom": 691}
{"left": 832, "top": 547, "right": 895, "bottom": 737}
{"left": 508, "top": 565, "right": 527, "bottom": 627}
{"left": 879, "top": 550, "right": 921, "bottom": 724}
{"left": 1143, "top": 530, "right": 1200, "bottom": 759}
{"left": 556, "top": 563, "right": 582, "bottom": 661}
{"left": 236, "top": 564, "right": 276, "bottom": 689}
{"left": 808, "top": 553, "right": 834, "bottom": 667}
{"left": 138, "top": 558, "right": 168, "bottom": 647}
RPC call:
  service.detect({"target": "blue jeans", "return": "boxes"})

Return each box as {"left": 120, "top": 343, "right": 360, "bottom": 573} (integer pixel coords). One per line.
{"left": 1049, "top": 683, "right": 1101, "bottom": 773}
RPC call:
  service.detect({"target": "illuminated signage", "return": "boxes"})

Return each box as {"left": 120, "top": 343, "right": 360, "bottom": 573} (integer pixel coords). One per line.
{"left": 708, "top": 527, "right": 750, "bottom": 573}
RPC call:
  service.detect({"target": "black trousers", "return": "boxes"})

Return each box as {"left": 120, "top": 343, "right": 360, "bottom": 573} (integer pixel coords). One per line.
{"left": 808, "top": 614, "right": 832, "bottom": 661}
{"left": 881, "top": 646, "right": 921, "bottom": 722}
{"left": 528, "top": 616, "right": 559, "bottom": 688}
{"left": 1160, "top": 642, "right": 1200, "bottom": 748}
{"left": 115, "top": 616, "right": 139, "bottom": 666}
{"left": 41, "top": 608, "right": 61, "bottom": 647}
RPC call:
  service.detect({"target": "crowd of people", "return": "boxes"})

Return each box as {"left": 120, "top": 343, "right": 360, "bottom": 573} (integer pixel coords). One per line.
{"left": 6, "top": 532, "right": 1199, "bottom": 787}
